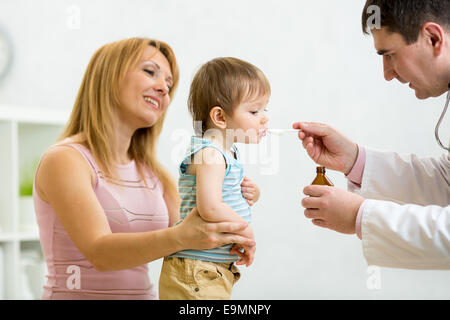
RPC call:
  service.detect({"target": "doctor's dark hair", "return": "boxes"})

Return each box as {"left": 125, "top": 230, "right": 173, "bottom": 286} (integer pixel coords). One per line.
{"left": 362, "top": 0, "right": 450, "bottom": 44}
{"left": 188, "top": 57, "right": 270, "bottom": 135}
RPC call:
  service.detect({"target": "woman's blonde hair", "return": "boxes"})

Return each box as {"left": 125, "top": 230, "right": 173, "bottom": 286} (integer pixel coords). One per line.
{"left": 59, "top": 37, "right": 179, "bottom": 201}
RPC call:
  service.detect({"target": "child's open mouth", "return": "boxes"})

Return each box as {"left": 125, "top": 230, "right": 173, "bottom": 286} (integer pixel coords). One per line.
{"left": 259, "top": 128, "right": 267, "bottom": 137}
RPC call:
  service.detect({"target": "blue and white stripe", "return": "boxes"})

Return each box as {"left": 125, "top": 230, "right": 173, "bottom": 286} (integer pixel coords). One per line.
{"left": 170, "top": 136, "right": 251, "bottom": 263}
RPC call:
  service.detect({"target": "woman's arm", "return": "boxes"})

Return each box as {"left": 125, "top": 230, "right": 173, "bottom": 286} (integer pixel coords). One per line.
{"left": 36, "top": 146, "right": 184, "bottom": 271}
{"left": 36, "top": 146, "right": 254, "bottom": 272}
{"left": 164, "top": 190, "right": 180, "bottom": 227}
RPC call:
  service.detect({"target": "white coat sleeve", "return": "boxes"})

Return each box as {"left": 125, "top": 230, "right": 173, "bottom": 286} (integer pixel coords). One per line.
{"left": 348, "top": 148, "right": 450, "bottom": 269}
{"left": 352, "top": 148, "right": 450, "bottom": 206}
{"left": 360, "top": 200, "right": 450, "bottom": 269}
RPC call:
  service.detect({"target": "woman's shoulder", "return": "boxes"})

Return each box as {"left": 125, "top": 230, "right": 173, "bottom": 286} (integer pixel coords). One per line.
{"left": 43, "top": 136, "right": 90, "bottom": 166}
{"left": 42, "top": 143, "right": 85, "bottom": 166}
{"left": 36, "top": 137, "right": 96, "bottom": 198}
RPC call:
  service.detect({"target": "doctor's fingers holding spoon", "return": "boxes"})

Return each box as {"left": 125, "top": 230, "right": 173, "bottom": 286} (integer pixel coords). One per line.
{"left": 292, "top": 122, "right": 359, "bottom": 175}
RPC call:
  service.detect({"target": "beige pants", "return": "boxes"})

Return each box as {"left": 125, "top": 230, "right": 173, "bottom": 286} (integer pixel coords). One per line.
{"left": 159, "top": 257, "right": 241, "bottom": 300}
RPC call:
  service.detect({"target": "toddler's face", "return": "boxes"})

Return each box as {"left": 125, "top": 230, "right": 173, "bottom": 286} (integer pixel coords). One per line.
{"left": 226, "top": 94, "right": 269, "bottom": 144}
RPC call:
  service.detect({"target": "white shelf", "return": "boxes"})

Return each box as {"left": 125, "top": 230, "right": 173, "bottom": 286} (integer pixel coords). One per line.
{"left": 0, "top": 233, "right": 40, "bottom": 242}
{"left": 0, "top": 104, "right": 70, "bottom": 125}
{"left": 0, "top": 104, "right": 68, "bottom": 299}
{"left": 18, "top": 233, "right": 40, "bottom": 242}
{"left": 0, "top": 233, "right": 16, "bottom": 242}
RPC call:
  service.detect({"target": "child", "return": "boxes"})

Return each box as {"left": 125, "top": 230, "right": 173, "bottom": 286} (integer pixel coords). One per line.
{"left": 159, "top": 57, "right": 270, "bottom": 300}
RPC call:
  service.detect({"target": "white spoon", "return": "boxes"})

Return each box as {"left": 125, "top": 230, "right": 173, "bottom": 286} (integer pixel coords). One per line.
{"left": 267, "top": 129, "right": 301, "bottom": 136}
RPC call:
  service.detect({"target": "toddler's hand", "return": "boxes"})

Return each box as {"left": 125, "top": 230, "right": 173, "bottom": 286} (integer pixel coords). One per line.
{"left": 241, "top": 176, "right": 260, "bottom": 206}
{"left": 230, "top": 244, "right": 256, "bottom": 267}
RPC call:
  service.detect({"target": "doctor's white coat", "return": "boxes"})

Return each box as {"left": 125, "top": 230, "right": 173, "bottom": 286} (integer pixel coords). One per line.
{"left": 348, "top": 148, "right": 450, "bottom": 269}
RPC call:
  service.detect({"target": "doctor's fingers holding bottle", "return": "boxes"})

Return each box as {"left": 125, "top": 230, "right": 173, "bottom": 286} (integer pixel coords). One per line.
{"left": 292, "top": 122, "right": 358, "bottom": 175}
{"left": 301, "top": 184, "right": 365, "bottom": 234}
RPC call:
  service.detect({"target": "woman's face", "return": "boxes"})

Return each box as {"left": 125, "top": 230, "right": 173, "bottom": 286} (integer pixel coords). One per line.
{"left": 118, "top": 45, "right": 173, "bottom": 131}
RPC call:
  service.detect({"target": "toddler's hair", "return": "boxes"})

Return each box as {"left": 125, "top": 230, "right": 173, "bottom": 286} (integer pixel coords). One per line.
{"left": 188, "top": 57, "right": 270, "bottom": 135}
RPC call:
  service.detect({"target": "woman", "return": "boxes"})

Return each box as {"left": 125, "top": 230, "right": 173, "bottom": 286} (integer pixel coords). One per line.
{"left": 33, "top": 37, "right": 255, "bottom": 299}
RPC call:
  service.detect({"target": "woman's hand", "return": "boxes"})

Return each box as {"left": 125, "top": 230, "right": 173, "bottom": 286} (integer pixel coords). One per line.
{"left": 230, "top": 244, "right": 256, "bottom": 267}
{"left": 301, "top": 185, "right": 365, "bottom": 234}
{"left": 292, "top": 122, "right": 358, "bottom": 175}
{"left": 174, "top": 207, "right": 256, "bottom": 251}
{"left": 241, "top": 176, "right": 260, "bottom": 206}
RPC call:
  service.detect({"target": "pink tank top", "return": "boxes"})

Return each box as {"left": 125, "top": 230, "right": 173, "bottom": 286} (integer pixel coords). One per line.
{"left": 33, "top": 139, "right": 169, "bottom": 299}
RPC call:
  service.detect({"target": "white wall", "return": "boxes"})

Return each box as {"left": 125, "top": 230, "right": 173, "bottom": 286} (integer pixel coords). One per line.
{"left": 1, "top": 0, "right": 449, "bottom": 299}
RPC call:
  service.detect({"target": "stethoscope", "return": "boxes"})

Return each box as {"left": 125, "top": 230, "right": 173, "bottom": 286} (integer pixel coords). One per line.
{"left": 435, "top": 83, "right": 450, "bottom": 152}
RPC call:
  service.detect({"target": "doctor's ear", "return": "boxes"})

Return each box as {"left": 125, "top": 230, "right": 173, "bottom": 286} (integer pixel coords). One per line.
{"left": 209, "top": 106, "right": 227, "bottom": 129}
{"left": 422, "top": 22, "right": 445, "bottom": 56}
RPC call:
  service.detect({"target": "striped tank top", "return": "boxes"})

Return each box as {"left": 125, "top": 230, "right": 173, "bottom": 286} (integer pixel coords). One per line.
{"left": 170, "top": 136, "right": 251, "bottom": 263}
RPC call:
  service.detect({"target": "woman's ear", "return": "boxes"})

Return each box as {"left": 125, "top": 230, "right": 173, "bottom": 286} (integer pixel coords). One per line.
{"left": 209, "top": 106, "right": 227, "bottom": 129}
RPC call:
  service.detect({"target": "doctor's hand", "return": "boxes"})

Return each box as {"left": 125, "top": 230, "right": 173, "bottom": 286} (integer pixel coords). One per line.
{"left": 301, "top": 185, "right": 365, "bottom": 234}
{"left": 292, "top": 122, "right": 358, "bottom": 175}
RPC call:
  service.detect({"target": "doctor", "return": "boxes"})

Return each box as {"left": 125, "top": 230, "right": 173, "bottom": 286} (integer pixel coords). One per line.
{"left": 295, "top": 0, "right": 450, "bottom": 269}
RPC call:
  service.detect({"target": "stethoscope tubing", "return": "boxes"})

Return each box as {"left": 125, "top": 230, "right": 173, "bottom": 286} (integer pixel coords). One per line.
{"left": 435, "top": 84, "right": 450, "bottom": 152}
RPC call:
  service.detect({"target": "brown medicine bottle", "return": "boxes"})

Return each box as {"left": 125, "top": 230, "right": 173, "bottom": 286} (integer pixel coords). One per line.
{"left": 311, "top": 166, "right": 334, "bottom": 186}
